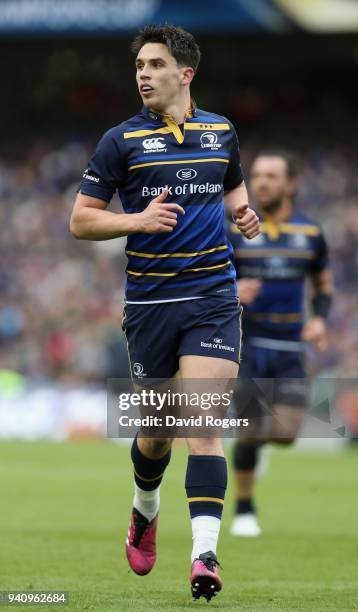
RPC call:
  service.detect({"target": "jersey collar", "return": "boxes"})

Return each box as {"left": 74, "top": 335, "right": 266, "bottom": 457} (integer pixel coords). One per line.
{"left": 141, "top": 101, "right": 197, "bottom": 124}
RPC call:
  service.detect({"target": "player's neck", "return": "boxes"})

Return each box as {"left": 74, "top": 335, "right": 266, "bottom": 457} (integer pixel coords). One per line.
{"left": 262, "top": 198, "right": 293, "bottom": 224}
{"left": 152, "top": 92, "right": 192, "bottom": 125}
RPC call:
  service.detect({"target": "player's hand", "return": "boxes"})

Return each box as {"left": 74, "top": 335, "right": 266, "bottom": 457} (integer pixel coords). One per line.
{"left": 234, "top": 203, "right": 260, "bottom": 239}
{"left": 139, "top": 189, "right": 185, "bottom": 233}
{"left": 301, "top": 316, "right": 328, "bottom": 351}
{"left": 237, "top": 278, "right": 262, "bottom": 305}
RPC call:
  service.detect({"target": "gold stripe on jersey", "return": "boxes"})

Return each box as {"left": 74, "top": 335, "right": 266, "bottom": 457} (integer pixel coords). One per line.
{"left": 230, "top": 222, "right": 321, "bottom": 239}
{"left": 123, "top": 127, "right": 172, "bottom": 139}
{"left": 184, "top": 122, "right": 230, "bottom": 131}
{"left": 123, "top": 122, "right": 231, "bottom": 140}
{"left": 126, "top": 245, "right": 228, "bottom": 259}
{"left": 184, "top": 260, "right": 230, "bottom": 273}
{"left": 128, "top": 158, "right": 229, "bottom": 171}
{"left": 278, "top": 223, "right": 321, "bottom": 236}
{"left": 127, "top": 260, "right": 230, "bottom": 277}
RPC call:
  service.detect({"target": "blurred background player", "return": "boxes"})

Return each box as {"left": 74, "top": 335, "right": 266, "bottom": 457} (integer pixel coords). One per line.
{"left": 226, "top": 151, "right": 334, "bottom": 536}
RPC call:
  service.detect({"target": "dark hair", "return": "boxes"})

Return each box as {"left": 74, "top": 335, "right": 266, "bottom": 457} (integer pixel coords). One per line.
{"left": 254, "top": 149, "right": 298, "bottom": 178}
{"left": 131, "top": 24, "right": 201, "bottom": 72}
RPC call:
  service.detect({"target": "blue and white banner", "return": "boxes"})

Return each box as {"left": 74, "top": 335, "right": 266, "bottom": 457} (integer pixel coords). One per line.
{"left": 0, "top": 0, "right": 289, "bottom": 35}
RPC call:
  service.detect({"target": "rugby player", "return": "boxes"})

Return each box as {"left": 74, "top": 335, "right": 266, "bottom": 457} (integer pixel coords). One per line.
{"left": 70, "top": 25, "right": 260, "bottom": 600}
{"left": 226, "top": 151, "right": 333, "bottom": 537}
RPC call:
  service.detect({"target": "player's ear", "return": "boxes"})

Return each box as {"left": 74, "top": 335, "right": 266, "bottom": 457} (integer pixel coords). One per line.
{"left": 181, "top": 66, "right": 195, "bottom": 86}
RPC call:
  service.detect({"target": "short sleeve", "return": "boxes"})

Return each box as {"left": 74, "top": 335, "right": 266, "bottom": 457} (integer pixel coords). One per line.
{"left": 78, "top": 127, "right": 127, "bottom": 203}
{"left": 309, "top": 231, "right": 329, "bottom": 274}
{"left": 223, "top": 124, "right": 244, "bottom": 191}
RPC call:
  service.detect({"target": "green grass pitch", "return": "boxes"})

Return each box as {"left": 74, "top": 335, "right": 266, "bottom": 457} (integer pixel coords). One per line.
{"left": 0, "top": 441, "right": 357, "bottom": 611}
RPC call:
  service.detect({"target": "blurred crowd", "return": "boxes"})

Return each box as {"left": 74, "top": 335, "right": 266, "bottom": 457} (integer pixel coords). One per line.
{"left": 0, "top": 128, "right": 357, "bottom": 384}
{"left": 0, "top": 141, "right": 130, "bottom": 383}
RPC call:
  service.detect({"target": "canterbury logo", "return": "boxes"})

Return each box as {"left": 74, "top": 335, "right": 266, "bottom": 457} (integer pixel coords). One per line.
{"left": 143, "top": 137, "right": 166, "bottom": 150}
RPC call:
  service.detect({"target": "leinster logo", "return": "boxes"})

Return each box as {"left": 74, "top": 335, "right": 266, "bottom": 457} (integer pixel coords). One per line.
{"left": 200, "top": 132, "right": 222, "bottom": 150}
{"left": 176, "top": 168, "right": 198, "bottom": 181}
{"left": 133, "top": 362, "right": 146, "bottom": 377}
{"left": 290, "top": 233, "right": 308, "bottom": 248}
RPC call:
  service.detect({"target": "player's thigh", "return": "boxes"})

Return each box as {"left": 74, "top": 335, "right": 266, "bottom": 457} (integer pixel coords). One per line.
{"left": 122, "top": 303, "right": 180, "bottom": 448}
{"left": 131, "top": 375, "right": 181, "bottom": 452}
{"left": 178, "top": 298, "right": 241, "bottom": 456}
{"left": 272, "top": 350, "right": 307, "bottom": 408}
{"left": 231, "top": 343, "right": 268, "bottom": 438}
{"left": 178, "top": 296, "right": 242, "bottom": 379}
{"left": 239, "top": 340, "right": 268, "bottom": 378}
{"left": 179, "top": 354, "right": 238, "bottom": 379}
{"left": 179, "top": 355, "right": 238, "bottom": 427}
{"left": 270, "top": 350, "right": 307, "bottom": 441}
{"left": 272, "top": 403, "right": 305, "bottom": 441}
{"left": 122, "top": 302, "right": 180, "bottom": 383}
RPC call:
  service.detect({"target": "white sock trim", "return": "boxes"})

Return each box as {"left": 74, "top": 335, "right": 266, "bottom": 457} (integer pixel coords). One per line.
{"left": 191, "top": 515, "right": 221, "bottom": 563}
{"left": 133, "top": 484, "right": 160, "bottom": 522}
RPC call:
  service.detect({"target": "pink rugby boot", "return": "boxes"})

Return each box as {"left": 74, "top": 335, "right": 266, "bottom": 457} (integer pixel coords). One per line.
{"left": 125, "top": 508, "right": 158, "bottom": 576}
{"left": 190, "top": 550, "right": 223, "bottom": 601}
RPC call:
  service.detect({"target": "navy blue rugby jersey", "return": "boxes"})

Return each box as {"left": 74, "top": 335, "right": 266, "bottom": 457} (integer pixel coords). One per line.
{"left": 226, "top": 212, "right": 329, "bottom": 342}
{"left": 79, "top": 106, "right": 244, "bottom": 303}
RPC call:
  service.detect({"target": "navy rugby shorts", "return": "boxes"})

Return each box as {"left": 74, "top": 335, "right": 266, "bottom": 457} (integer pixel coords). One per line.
{"left": 122, "top": 296, "right": 242, "bottom": 384}
{"left": 234, "top": 339, "right": 307, "bottom": 411}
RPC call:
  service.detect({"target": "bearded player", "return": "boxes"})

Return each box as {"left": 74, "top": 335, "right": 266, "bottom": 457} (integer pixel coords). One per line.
{"left": 70, "top": 25, "right": 260, "bottom": 600}
{"left": 226, "top": 151, "right": 333, "bottom": 537}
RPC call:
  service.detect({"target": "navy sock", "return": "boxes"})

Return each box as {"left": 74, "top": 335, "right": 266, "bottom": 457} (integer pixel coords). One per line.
{"left": 236, "top": 498, "right": 255, "bottom": 515}
{"left": 131, "top": 436, "right": 171, "bottom": 491}
{"left": 233, "top": 442, "right": 260, "bottom": 471}
{"left": 185, "top": 455, "right": 227, "bottom": 520}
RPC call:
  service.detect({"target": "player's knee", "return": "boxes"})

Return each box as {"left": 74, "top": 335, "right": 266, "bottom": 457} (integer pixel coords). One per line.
{"left": 233, "top": 441, "right": 261, "bottom": 471}
{"left": 140, "top": 437, "right": 172, "bottom": 458}
{"left": 272, "top": 422, "right": 300, "bottom": 444}
{"left": 186, "top": 437, "right": 223, "bottom": 456}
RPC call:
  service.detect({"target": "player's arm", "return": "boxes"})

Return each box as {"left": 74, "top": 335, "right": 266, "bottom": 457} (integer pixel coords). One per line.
{"left": 302, "top": 267, "right": 334, "bottom": 351}
{"left": 225, "top": 222, "right": 262, "bottom": 304}
{"left": 223, "top": 123, "right": 260, "bottom": 239}
{"left": 224, "top": 180, "right": 248, "bottom": 217}
{"left": 224, "top": 183, "right": 260, "bottom": 239}
{"left": 70, "top": 190, "right": 184, "bottom": 240}
{"left": 70, "top": 128, "right": 183, "bottom": 240}
{"left": 70, "top": 193, "right": 139, "bottom": 240}
{"left": 237, "top": 277, "right": 262, "bottom": 305}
